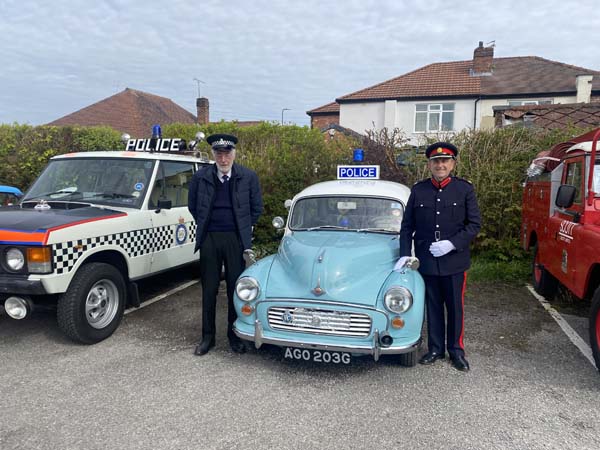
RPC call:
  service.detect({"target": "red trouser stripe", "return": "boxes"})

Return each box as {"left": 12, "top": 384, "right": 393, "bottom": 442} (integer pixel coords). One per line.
{"left": 458, "top": 272, "right": 467, "bottom": 352}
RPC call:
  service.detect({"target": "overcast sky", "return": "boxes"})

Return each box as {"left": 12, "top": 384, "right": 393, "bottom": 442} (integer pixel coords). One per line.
{"left": 1, "top": 0, "right": 599, "bottom": 128}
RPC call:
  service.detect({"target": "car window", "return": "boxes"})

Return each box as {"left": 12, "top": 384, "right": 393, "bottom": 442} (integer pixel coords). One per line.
{"left": 149, "top": 161, "right": 194, "bottom": 208}
{"left": 289, "top": 196, "right": 404, "bottom": 232}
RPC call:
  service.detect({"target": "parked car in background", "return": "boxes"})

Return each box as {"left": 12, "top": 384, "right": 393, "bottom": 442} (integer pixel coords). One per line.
{"left": 0, "top": 185, "right": 23, "bottom": 206}
{"left": 233, "top": 168, "right": 425, "bottom": 366}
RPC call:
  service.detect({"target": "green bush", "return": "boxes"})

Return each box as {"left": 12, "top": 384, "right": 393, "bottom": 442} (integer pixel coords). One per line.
{"left": 0, "top": 122, "right": 595, "bottom": 270}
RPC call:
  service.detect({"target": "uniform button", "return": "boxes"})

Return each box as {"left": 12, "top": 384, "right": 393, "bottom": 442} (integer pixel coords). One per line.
{"left": 439, "top": 189, "right": 442, "bottom": 192}
{"left": 437, "top": 199, "right": 441, "bottom": 202}
{"left": 436, "top": 225, "right": 440, "bottom": 228}
{"left": 436, "top": 211, "right": 440, "bottom": 215}
{"left": 420, "top": 204, "right": 423, "bottom": 207}
{"left": 453, "top": 202, "right": 457, "bottom": 206}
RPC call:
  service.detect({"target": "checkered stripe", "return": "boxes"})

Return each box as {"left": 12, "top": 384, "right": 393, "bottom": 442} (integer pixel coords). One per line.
{"left": 52, "top": 222, "right": 197, "bottom": 275}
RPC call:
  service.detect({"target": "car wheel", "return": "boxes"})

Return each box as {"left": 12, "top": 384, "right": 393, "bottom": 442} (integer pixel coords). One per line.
{"left": 57, "top": 262, "right": 126, "bottom": 344}
{"left": 590, "top": 287, "right": 600, "bottom": 372}
{"left": 531, "top": 243, "right": 558, "bottom": 299}
{"left": 399, "top": 350, "right": 417, "bottom": 367}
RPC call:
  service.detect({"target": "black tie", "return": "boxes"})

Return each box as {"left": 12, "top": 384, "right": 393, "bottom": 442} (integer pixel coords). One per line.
{"left": 222, "top": 174, "right": 228, "bottom": 182}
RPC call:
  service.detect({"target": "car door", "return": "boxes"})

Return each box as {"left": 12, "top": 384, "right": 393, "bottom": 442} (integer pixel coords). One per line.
{"left": 548, "top": 157, "right": 584, "bottom": 286}
{"left": 148, "top": 160, "right": 197, "bottom": 273}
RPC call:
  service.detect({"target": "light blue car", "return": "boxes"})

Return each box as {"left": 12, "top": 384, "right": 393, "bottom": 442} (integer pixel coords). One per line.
{"left": 233, "top": 179, "right": 425, "bottom": 366}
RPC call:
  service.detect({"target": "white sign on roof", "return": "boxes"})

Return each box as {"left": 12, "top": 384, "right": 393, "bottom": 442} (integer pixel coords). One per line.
{"left": 337, "top": 165, "right": 380, "bottom": 180}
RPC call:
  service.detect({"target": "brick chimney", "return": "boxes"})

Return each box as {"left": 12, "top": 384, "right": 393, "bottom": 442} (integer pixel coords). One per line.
{"left": 196, "top": 97, "right": 209, "bottom": 124}
{"left": 472, "top": 41, "right": 494, "bottom": 75}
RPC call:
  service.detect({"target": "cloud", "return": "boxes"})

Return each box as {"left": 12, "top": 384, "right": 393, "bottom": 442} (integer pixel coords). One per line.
{"left": 1, "top": 0, "right": 598, "bottom": 126}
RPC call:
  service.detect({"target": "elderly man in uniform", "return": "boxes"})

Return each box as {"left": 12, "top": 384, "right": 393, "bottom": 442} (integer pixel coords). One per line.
{"left": 188, "top": 133, "right": 263, "bottom": 356}
{"left": 395, "top": 142, "right": 481, "bottom": 372}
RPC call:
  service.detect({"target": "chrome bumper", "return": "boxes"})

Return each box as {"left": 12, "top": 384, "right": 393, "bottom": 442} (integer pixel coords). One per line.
{"left": 234, "top": 319, "right": 421, "bottom": 362}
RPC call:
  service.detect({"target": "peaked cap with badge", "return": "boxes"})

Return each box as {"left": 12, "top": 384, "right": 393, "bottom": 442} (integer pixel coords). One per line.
{"left": 425, "top": 142, "right": 458, "bottom": 160}
{"left": 207, "top": 133, "right": 238, "bottom": 151}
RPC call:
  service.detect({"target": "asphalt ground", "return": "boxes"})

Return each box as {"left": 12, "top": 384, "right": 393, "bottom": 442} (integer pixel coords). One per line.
{"left": 1, "top": 270, "right": 599, "bottom": 450}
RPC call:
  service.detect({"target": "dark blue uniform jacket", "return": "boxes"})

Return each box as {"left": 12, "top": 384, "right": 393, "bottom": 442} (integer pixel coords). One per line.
{"left": 188, "top": 163, "right": 263, "bottom": 252}
{"left": 399, "top": 176, "right": 481, "bottom": 276}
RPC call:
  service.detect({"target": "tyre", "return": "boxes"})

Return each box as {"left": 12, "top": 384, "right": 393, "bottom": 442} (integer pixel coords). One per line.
{"left": 590, "top": 287, "right": 600, "bottom": 372}
{"left": 531, "top": 243, "right": 558, "bottom": 299}
{"left": 399, "top": 349, "right": 417, "bottom": 367}
{"left": 57, "top": 263, "right": 126, "bottom": 344}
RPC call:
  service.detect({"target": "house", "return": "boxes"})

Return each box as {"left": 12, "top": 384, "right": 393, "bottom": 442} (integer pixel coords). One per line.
{"left": 307, "top": 42, "right": 600, "bottom": 145}
{"left": 48, "top": 88, "right": 198, "bottom": 137}
{"left": 48, "top": 89, "right": 263, "bottom": 138}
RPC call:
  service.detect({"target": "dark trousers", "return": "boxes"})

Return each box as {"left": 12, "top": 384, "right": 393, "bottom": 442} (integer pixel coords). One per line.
{"left": 199, "top": 231, "right": 244, "bottom": 339}
{"left": 422, "top": 272, "right": 467, "bottom": 358}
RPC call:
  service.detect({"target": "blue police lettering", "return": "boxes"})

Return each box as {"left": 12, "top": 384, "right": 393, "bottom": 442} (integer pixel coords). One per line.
{"left": 340, "top": 167, "right": 376, "bottom": 178}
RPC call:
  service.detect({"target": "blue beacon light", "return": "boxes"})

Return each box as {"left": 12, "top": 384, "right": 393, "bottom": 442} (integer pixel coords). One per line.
{"left": 353, "top": 148, "right": 364, "bottom": 162}
{"left": 152, "top": 124, "right": 162, "bottom": 139}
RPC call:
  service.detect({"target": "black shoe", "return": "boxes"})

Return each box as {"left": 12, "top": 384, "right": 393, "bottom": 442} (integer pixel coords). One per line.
{"left": 194, "top": 336, "right": 215, "bottom": 356}
{"left": 419, "top": 351, "right": 445, "bottom": 365}
{"left": 229, "top": 337, "right": 247, "bottom": 354}
{"left": 450, "top": 355, "right": 470, "bottom": 372}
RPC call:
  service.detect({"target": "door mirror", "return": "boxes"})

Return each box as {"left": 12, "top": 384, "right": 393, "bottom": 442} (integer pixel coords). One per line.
{"left": 556, "top": 185, "right": 576, "bottom": 209}
{"left": 155, "top": 199, "right": 172, "bottom": 212}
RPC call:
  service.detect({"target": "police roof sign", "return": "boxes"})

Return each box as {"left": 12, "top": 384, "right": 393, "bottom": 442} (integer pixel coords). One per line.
{"left": 337, "top": 165, "right": 380, "bottom": 180}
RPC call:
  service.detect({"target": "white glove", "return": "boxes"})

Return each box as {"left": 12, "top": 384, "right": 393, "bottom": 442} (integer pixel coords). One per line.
{"left": 393, "top": 256, "right": 411, "bottom": 272}
{"left": 429, "top": 240, "right": 455, "bottom": 257}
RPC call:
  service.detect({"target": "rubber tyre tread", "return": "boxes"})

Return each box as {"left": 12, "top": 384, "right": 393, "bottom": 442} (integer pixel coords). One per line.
{"left": 399, "top": 350, "right": 417, "bottom": 367}
{"left": 531, "top": 243, "right": 558, "bottom": 299}
{"left": 590, "top": 287, "right": 600, "bottom": 372}
{"left": 57, "top": 262, "right": 126, "bottom": 344}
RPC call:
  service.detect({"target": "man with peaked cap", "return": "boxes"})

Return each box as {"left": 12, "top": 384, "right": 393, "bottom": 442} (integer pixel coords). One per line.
{"left": 395, "top": 142, "right": 481, "bottom": 372}
{"left": 188, "top": 133, "right": 263, "bottom": 356}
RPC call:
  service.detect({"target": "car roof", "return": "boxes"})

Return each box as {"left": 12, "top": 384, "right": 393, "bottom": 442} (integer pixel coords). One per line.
{"left": 51, "top": 150, "right": 212, "bottom": 164}
{"left": 293, "top": 180, "right": 411, "bottom": 202}
{"left": 566, "top": 141, "right": 600, "bottom": 153}
{"left": 0, "top": 185, "right": 23, "bottom": 195}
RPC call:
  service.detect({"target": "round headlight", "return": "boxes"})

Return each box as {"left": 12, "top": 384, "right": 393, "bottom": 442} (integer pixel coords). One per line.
{"left": 236, "top": 277, "right": 260, "bottom": 302}
{"left": 6, "top": 248, "right": 25, "bottom": 271}
{"left": 384, "top": 287, "right": 413, "bottom": 313}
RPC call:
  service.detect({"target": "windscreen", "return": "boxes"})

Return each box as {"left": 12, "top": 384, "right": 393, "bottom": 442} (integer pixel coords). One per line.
{"left": 23, "top": 158, "right": 155, "bottom": 208}
{"left": 289, "top": 196, "right": 404, "bottom": 233}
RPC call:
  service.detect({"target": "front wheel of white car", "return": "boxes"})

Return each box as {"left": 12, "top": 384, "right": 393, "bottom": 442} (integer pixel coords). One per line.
{"left": 57, "top": 262, "right": 126, "bottom": 344}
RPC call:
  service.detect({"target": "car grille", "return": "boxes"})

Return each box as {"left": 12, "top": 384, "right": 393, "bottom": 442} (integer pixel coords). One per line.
{"left": 267, "top": 306, "right": 371, "bottom": 337}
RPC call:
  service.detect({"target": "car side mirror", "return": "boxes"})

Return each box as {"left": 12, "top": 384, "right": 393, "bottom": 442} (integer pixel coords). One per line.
{"left": 556, "top": 185, "right": 576, "bottom": 209}
{"left": 284, "top": 199, "right": 292, "bottom": 210}
{"left": 155, "top": 198, "right": 172, "bottom": 213}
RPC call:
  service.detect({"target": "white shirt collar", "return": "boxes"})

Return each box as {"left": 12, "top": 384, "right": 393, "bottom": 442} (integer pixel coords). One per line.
{"left": 218, "top": 169, "right": 232, "bottom": 182}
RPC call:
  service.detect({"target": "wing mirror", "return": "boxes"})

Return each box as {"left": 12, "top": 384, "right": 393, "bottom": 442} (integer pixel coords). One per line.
{"left": 556, "top": 185, "right": 576, "bottom": 209}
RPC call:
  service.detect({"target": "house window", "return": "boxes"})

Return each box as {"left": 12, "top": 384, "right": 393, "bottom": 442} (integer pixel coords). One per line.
{"left": 415, "top": 103, "right": 454, "bottom": 132}
{"left": 508, "top": 99, "right": 553, "bottom": 106}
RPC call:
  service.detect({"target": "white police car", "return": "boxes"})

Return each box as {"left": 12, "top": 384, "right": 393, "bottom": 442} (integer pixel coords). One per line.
{"left": 0, "top": 130, "right": 210, "bottom": 343}
{"left": 233, "top": 165, "right": 425, "bottom": 366}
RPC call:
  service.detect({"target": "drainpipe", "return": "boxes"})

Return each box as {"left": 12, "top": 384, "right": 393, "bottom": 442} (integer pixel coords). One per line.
{"left": 473, "top": 97, "right": 481, "bottom": 129}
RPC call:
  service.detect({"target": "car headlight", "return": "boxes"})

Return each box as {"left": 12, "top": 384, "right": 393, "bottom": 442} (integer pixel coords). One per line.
{"left": 6, "top": 248, "right": 25, "bottom": 271}
{"left": 384, "top": 287, "right": 413, "bottom": 313}
{"left": 236, "top": 277, "right": 260, "bottom": 302}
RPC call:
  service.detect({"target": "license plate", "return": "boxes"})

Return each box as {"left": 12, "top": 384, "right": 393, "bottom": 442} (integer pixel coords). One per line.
{"left": 283, "top": 347, "right": 351, "bottom": 364}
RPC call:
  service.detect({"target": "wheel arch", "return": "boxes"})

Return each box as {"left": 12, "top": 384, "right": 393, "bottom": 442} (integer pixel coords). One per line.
{"left": 70, "top": 247, "right": 130, "bottom": 281}
{"left": 584, "top": 264, "right": 600, "bottom": 300}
